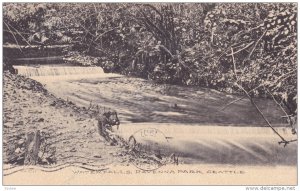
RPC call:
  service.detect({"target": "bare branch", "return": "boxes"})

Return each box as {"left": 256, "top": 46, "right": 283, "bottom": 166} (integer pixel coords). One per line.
{"left": 143, "top": 4, "right": 164, "bottom": 22}
{"left": 231, "top": 47, "right": 238, "bottom": 79}
{"left": 219, "top": 96, "right": 245, "bottom": 111}
{"left": 158, "top": 45, "right": 173, "bottom": 57}
{"left": 265, "top": 87, "right": 289, "bottom": 117}
{"left": 3, "top": 21, "right": 23, "bottom": 53}
{"left": 226, "top": 41, "right": 254, "bottom": 56}
{"left": 274, "top": 70, "right": 296, "bottom": 83}
{"left": 93, "top": 27, "right": 121, "bottom": 42}
{"left": 6, "top": 22, "right": 32, "bottom": 46}
{"left": 234, "top": 82, "right": 296, "bottom": 146}
{"left": 248, "top": 30, "right": 267, "bottom": 59}
{"left": 140, "top": 10, "right": 169, "bottom": 40}
{"left": 219, "top": 84, "right": 265, "bottom": 111}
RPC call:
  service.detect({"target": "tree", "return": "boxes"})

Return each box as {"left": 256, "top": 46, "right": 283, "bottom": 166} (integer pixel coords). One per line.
{"left": 3, "top": 3, "right": 297, "bottom": 142}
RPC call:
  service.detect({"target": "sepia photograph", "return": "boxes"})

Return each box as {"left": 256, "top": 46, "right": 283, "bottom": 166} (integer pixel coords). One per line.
{"left": 1, "top": 1, "right": 298, "bottom": 187}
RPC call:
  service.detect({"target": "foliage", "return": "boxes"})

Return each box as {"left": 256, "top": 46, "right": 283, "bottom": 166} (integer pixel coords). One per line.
{"left": 3, "top": 3, "right": 72, "bottom": 45}
{"left": 3, "top": 3, "right": 297, "bottom": 116}
{"left": 63, "top": 51, "right": 100, "bottom": 66}
{"left": 203, "top": 3, "right": 297, "bottom": 115}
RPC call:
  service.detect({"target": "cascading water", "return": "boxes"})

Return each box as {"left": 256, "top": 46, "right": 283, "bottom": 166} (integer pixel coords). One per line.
{"left": 13, "top": 65, "right": 105, "bottom": 77}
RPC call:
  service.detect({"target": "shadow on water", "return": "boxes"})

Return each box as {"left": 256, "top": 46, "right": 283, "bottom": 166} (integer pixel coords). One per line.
{"left": 65, "top": 76, "right": 287, "bottom": 127}
{"left": 14, "top": 65, "right": 296, "bottom": 166}
{"left": 17, "top": 64, "right": 288, "bottom": 127}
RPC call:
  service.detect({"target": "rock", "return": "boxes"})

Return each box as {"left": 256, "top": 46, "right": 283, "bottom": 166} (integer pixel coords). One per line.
{"left": 45, "top": 156, "right": 56, "bottom": 164}
{"left": 50, "top": 101, "right": 56, "bottom": 106}
{"left": 4, "top": 122, "right": 13, "bottom": 128}
{"left": 37, "top": 118, "right": 44, "bottom": 122}
{"left": 41, "top": 157, "right": 49, "bottom": 165}
{"left": 70, "top": 148, "right": 76, "bottom": 152}
{"left": 75, "top": 118, "right": 85, "bottom": 121}
{"left": 21, "top": 85, "right": 31, "bottom": 90}
{"left": 18, "top": 139, "right": 25, "bottom": 146}
{"left": 15, "top": 121, "right": 24, "bottom": 126}
{"left": 57, "top": 132, "right": 63, "bottom": 136}
{"left": 15, "top": 147, "right": 21, "bottom": 153}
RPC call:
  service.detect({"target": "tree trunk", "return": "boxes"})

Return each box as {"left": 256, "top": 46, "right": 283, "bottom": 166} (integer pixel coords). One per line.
{"left": 24, "top": 130, "right": 41, "bottom": 165}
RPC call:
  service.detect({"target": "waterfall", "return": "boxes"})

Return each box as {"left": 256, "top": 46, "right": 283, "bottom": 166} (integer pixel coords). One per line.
{"left": 13, "top": 66, "right": 105, "bottom": 77}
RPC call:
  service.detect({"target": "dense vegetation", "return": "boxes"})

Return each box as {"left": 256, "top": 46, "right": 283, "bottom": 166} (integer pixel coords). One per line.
{"left": 3, "top": 3, "right": 297, "bottom": 138}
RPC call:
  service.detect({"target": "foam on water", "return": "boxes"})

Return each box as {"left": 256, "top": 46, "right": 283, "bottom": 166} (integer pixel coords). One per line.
{"left": 13, "top": 65, "right": 105, "bottom": 77}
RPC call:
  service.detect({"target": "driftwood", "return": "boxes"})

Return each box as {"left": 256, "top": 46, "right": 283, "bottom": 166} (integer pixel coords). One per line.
{"left": 24, "top": 130, "right": 41, "bottom": 165}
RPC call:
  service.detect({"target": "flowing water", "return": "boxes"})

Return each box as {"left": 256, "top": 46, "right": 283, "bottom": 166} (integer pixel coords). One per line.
{"left": 14, "top": 65, "right": 105, "bottom": 77}
{"left": 13, "top": 64, "right": 297, "bottom": 165}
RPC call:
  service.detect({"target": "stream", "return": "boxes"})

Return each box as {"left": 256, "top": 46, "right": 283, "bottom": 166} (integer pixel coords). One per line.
{"left": 13, "top": 64, "right": 297, "bottom": 165}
